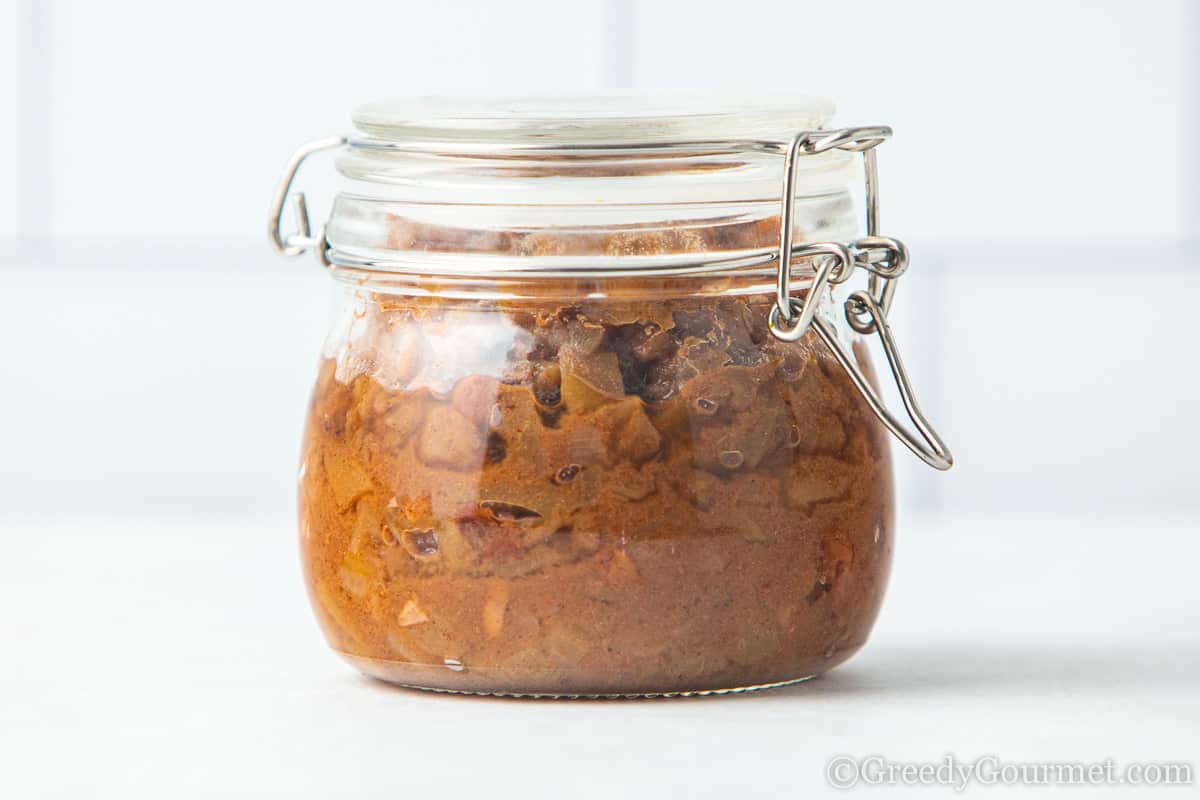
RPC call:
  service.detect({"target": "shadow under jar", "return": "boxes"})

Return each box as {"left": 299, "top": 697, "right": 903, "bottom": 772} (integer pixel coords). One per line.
{"left": 270, "top": 96, "right": 952, "bottom": 697}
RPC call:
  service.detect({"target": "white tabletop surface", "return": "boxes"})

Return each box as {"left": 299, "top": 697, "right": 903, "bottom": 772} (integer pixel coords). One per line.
{"left": 2, "top": 513, "right": 1197, "bottom": 798}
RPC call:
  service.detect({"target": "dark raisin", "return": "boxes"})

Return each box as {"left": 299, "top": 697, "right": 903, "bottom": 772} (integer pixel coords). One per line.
{"left": 528, "top": 339, "right": 558, "bottom": 362}
{"left": 533, "top": 364, "right": 562, "bottom": 407}
{"left": 805, "top": 578, "right": 831, "bottom": 604}
{"left": 633, "top": 329, "right": 674, "bottom": 362}
{"left": 537, "top": 406, "right": 564, "bottom": 428}
{"left": 478, "top": 500, "right": 542, "bottom": 521}
{"left": 556, "top": 305, "right": 584, "bottom": 323}
{"left": 402, "top": 529, "right": 440, "bottom": 558}
{"left": 672, "top": 309, "right": 715, "bottom": 339}
{"left": 784, "top": 425, "right": 801, "bottom": 448}
{"left": 639, "top": 374, "right": 677, "bottom": 403}
{"left": 486, "top": 432, "right": 507, "bottom": 464}
{"left": 534, "top": 385, "right": 561, "bottom": 407}
{"left": 555, "top": 464, "right": 581, "bottom": 484}
{"left": 617, "top": 359, "right": 649, "bottom": 397}
{"left": 606, "top": 324, "right": 650, "bottom": 396}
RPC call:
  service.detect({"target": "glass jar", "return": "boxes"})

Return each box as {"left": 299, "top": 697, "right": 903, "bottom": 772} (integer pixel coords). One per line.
{"left": 269, "top": 97, "right": 952, "bottom": 697}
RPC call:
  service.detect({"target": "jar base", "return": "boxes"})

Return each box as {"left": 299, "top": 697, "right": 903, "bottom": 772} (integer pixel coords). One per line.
{"left": 338, "top": 650, "right": 822, "bottom": 699}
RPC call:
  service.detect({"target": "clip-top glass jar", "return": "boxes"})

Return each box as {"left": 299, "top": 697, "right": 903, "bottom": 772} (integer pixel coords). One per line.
{"left": 269, "top": 96, "right": 952, "bottom": 697}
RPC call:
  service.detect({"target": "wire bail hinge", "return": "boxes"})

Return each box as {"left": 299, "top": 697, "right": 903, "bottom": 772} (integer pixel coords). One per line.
{"left": 267, "top": 136, "right": 346, "bottom": 267}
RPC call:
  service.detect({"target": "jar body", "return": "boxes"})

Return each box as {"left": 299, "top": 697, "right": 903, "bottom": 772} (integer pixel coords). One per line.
{"left": 299, "top": 276, "right": 894, "bottom": 696}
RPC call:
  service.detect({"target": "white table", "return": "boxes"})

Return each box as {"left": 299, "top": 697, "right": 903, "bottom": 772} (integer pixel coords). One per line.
{"left": 2, "top": 515, "right": 1196, "bottom": 798}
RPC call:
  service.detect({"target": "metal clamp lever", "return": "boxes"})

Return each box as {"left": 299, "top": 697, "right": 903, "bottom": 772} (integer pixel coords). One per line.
{"left": 267, "top": 136, "right": 346, "bottom": 267}
{"left": 768, "top": 126, "right": 953, "bottom": 470}
{"left": 814, "top": 294, "right": 952, "bottom": 470}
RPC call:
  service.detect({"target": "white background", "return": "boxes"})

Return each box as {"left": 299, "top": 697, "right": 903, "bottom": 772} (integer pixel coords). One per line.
{"left": 0, "top": 2, "right": 1197, "bottom": 797}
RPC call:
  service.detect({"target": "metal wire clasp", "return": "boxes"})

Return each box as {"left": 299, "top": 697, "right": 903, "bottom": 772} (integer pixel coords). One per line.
{"left": 768, "top": 127, "right": 953, "bottom": 470}
{"left": 268, "top": 136, "right": 346, "bottom": 267}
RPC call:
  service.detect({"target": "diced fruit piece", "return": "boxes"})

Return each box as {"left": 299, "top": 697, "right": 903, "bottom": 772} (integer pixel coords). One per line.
{"left": 564, "top": 423, "right": 608, "bottom": 466}
{"left": 337, "top": 566, "right": 369, "bottom": 598}
{"left": 398, "top": 598, "right": 430, "bottom": 627}
{"left": 541, "top": 619, "right": 595, "bottom": 666}
{"left": 693, "top": 403, "right": 788, "bottom": 473}
{"left": 321, "top": 450, "right": 375, "bottom": 510}
{"left": 560, "top": 349, "right": 625, "bottom": 412}
{"left": 605, "top": 548, "right": 641, "bottom": 586}
{"left": 786, "top": 456, "right": 856, "bottom": 508}
{"left": 822, "top": 536, "right": 854, "bottom": 584}
{"left": 609, "top": 464, "right": 656, "bottom": 501}
{"left": 378, "top": 394, "right": 426, "bottom": 446}
{"left": 417, "top": 406, "right": 486, "bottom": 470}
{"left": 451, "top": 375, "right": 501, "bottom": 429}
{"left": 595, "top": 398, "right": 662, "bottom": 464}
{"left": 482, "top": 581, "right": 510, "bottom": 638}
{"left": 676, "top": 468, "right": 720, "bottom": 510}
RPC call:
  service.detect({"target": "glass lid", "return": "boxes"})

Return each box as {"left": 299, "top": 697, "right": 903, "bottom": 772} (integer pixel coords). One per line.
{"left": 352, "top": 94, "right": 837, "bottom": 152}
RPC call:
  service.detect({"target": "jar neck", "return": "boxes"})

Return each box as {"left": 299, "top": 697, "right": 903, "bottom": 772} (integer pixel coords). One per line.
{"left": 326, "top": 139, "right": 859, "bottom": 279}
